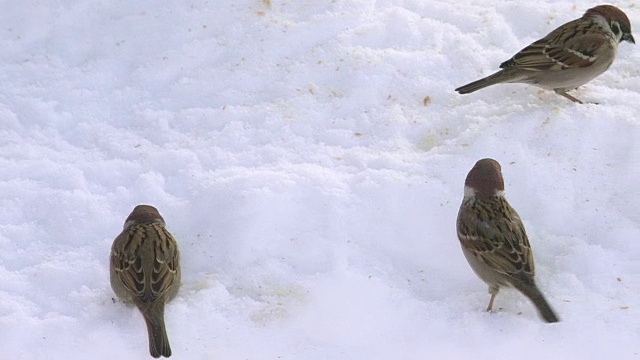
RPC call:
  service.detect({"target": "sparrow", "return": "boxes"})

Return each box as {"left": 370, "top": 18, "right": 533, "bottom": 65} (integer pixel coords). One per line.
{"left": 456, "top": 159, "right": 559, "bottom": 323}
{"left": 455, "top": 5, "right": 635, "bottom": 104}
{"left": 110, "top": 205, "right": 181, "bottom": 358}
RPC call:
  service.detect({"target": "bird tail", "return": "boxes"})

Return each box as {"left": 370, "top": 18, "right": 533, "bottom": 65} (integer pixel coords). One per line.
{"left": 455, "top": 70, "right": 519, "bottom": 94}
{"left": 513, "top": 281, "right": 560, "bottom": 323}
{"left": 142, "top": 302, "right": 172, "bottom": 358}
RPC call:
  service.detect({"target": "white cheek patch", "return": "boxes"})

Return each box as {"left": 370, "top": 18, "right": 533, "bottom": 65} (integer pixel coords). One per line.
{"left": 123, "top": 220, "right": 136, "bottom": 231}
{"left": 463, "top": 186, "right": 476, "bottom": 198}
{"left": 463, "top": 186, "right": 505, "bottom": 198}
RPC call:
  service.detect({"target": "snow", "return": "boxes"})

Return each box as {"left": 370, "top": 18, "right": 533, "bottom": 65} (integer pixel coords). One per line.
{"left": 1, "top": 0, "right": 639, "bottom": 359}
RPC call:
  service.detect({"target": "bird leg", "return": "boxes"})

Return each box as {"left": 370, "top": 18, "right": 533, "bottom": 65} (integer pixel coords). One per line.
{"left": 554, "top": 89, "right": 584, "bottom": 104}
{"left": 486, "top": 286, "right": 499, "bottom": 312}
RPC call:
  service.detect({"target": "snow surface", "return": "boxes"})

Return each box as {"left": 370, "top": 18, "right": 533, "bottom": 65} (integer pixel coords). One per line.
{"left": 1, "top": 0, "right": 639, "bottom": 359}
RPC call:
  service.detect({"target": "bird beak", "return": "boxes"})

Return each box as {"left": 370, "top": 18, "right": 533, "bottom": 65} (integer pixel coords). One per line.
{"left": 623, "top": 33, "right": 635, "bottom": 44}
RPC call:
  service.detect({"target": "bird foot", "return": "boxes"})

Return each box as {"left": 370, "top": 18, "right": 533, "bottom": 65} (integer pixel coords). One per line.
{"left": 554, "top": 90, "right": 584, "bottom": 104}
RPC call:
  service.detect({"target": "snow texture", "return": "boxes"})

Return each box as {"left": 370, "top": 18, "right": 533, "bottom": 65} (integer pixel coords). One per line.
{"left": 0, "top": 1, "right": 639, "bottom": 359}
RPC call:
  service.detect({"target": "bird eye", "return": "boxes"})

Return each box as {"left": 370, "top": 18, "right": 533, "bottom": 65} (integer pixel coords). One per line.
{"left": 611, "top": 22, "right": 621, "bottom": 35}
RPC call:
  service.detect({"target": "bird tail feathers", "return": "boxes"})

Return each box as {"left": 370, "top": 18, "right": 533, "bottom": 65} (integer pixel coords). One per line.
{"left": 455, "top": 70, "right": 520, "bottom": 94}
{"left": 513, "top": 281, "right": 560, "bottom": 323}
{"left": 142, "top": 302, "right": 172, "bottom": 358}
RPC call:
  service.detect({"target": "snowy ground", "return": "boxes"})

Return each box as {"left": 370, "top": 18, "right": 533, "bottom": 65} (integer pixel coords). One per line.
{"left": 1, "top": 0, "right": 639, "bottom": 359}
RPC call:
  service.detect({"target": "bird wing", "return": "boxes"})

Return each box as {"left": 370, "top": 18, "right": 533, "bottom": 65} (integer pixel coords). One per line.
{"left": 458, "top": 200, "right": 535, "bottom": 279}
{"left": 500, "top": 19, "right": 610, "bottom": 71}
{"left": 149, "top": 224, "right": 180, "bottom": 300}
{"left": 111, "top": 224, "right": 179, "bottom": 303}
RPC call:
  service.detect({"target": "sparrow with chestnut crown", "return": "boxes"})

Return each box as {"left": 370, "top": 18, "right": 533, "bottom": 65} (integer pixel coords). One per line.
{"left": 456, "top": 5, "right": 634, "bottom": 103}
{"left": 457, "top": 159, "right": 559, "bottom": 323}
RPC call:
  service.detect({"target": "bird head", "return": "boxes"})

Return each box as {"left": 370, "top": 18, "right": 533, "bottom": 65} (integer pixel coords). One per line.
{"left": 464, "top": 158, "right": 505, "bottom": 199}
{"left": 586, "top": 5, "right": 635, "bottom": 44}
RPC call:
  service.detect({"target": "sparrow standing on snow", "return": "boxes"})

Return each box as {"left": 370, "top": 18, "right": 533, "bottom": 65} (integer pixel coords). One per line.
{"left": 110, "top": 205, "right": 181, "bottom": 358}
{"left": 456, "top": 159, "right": 559, "bottom": 323}
{"left": 455, "top": 5, "right": 634, "bottom": 103}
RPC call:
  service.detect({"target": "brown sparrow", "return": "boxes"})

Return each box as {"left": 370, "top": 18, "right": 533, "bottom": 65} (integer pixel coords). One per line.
{"left": 456, "top": 159, "right": 559, "bottom": 323}
{"left": 455, "top": 5, "right": 635, "bottom": 104}
{"left": 110, "top": 205, "right": 181, "bottom": 358}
